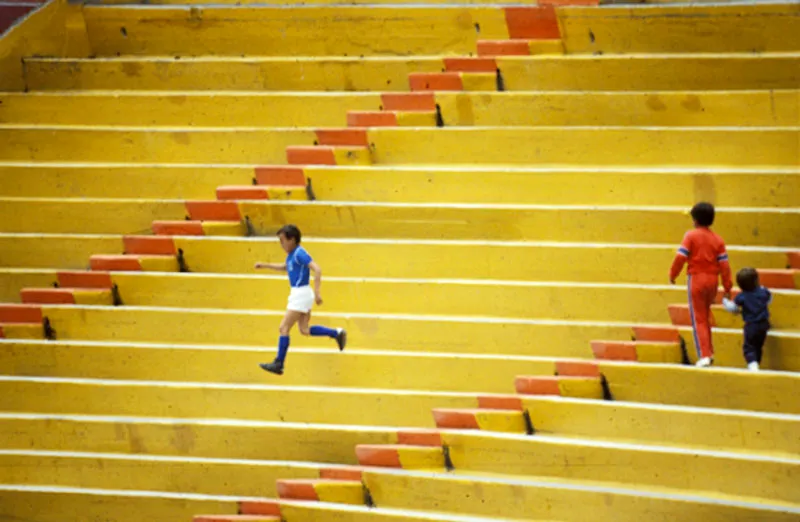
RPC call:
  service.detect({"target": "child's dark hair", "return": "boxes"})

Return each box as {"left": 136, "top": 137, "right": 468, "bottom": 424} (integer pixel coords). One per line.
{"left": 690, "top": 202, "right": 715, "bottom": 227}
{"left": 277, "top": 224, "right": 302, "bottom": 244}
{"left": 737, "top": 267, "right": 759, "bottom": 292}
{"left": 691, "top": 202, "right": 714, "bottom": 227}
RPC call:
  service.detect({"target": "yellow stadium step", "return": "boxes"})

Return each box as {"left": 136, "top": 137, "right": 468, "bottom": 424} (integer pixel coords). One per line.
{"left": 0, "top": 413, "right": 401, "bottom": 463}
{"left": 13, "top": 271, "right": 800, "bottom": 327}
{"left": 522, "top": 396, "right": 800, "bottom": 457}
{"left": 19, "top": 287, "right": 114, "bottom": 306}
{"left": 597, "top": 362, "right": 800, "bottom": 413}
{"left": 277, "top": 479, "right": 364, "bottom": 505}
{"left": 192, "top": 515, "right": 281, "bottom": 522}
{"left": 0, "top": 323, "right": 43, "bottom": 339}
{"left": 477, "top": 39, "right": 564, "bottom": 56}
{"left": 31, "top": 306, "right": 800, "bottom": 372}
{"left": 22, "top": 54, "right": 800, "bottom": 91}
{"left": 356, "top": 430, "right": 446, "bottom": 470}
{"left": 0, "top": 340, "right": 561, "bottom": 393}
{"left": 6, "top": 90, "right": 797, "bottom": 127}
{"left": 0, "top": 376, "right": 504, "bottom": 426}
{"left": 4, "top": 165, "right": 798, "bottom": 207}
{"left": 559, "top": 2, "right": 800, "bottom": 54}
{"left": 4, "top": 126, "right": 799, "bottom": 166}
{"left": 591, "top": 339, "right": 685, "bottom": 363}
{"left": 432, "top": 432, "right": 800, "bottom": 507}
{"left": 0, "top": 233, "right": 794, "bottom": 282}
{"left": 89, "top": 254, "right": 180, "bottom": 272}
{"left": 432, "top": 407, "right": 530, "bottom": 434}
{"left": 79, "top": 5, "right": 512, "bottom": 57}
{"left": 0, "top": 486, "right": 279, "bottom": 522}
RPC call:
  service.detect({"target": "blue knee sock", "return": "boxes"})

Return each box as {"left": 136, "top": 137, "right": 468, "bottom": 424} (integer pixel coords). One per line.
{"left": 310, "top": 325, "right": 338, "bottom": 338}
{"left": 276, "top": 335, "right": 290, "bottom": 363}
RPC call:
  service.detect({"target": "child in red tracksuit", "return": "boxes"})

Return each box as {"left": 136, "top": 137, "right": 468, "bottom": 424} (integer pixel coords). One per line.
{"left": 669, "top": 202, "right": 733, "bottom": 367}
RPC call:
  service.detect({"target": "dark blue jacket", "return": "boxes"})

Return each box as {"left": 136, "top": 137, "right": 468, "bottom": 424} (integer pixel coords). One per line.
{"left": 735, "top": 287, "right": 771, "bottom": 324}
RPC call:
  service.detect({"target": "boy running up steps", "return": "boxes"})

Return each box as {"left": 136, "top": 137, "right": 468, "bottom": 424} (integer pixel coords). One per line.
{"left": 255, "top": 224, "right": 347, "bottom": 376}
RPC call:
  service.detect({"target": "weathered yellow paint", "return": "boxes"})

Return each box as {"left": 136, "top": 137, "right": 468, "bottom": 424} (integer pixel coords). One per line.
{"left": 0, "top": 488, "right": 237, "bottom": 522}
{"left": 499, "top": 54, "right": 800, "bottom": 91}
{"left": 0, "top": 199, "right": 185, "bottom": 234}
{"left": 279, "top": 502, "right": 540, "bottom": 522}
{"left": 460, "top": 73, "right": 496, "bottom": 91}
{"left": 35, "top": 306, "right": 800, "bottom": 371}
{"left": 397, "top": 446, "right": 445, "bottom": 470}
{"left": 0, "top": 340, "right": 554, "bottom": 393}
{"left": 0, "top": 270, "right": 54, "bottom": 301}
{"left": 369, "top": 127, "right": 800, "bottom": 167}
{"left": 201, "top": 221, "right": 247, "bottom": 236}
{"left": 598, "top": 363, "right": 800, "bottom": 414}
{"left": 435, "top": 90, "right": 800, "bottom": 127}
{"left": 474, "top": 410, "right": 527, "bottom": 432}
{"left": 529, "top": 39, "right": 563, "bottom": 55}
{"left": 4, "top": 164, "right": 799, "bottom": 208}
{"left": 557, "top": 377, "right": 603, "bottom": 398}
{"left": 0, "top": 234, "right": 120, "bottom": 270}
{"left": 332, "top": 147, "right": 373, "bottom": 165}
{"left": 137, "top": 255, "right": 180, "bottom": 271}
{"left": 71, "top": 289, "right": 113, "bottom": 305}
{"left": 560, "top": 3, "right": 800, "bottom": 54}
{"left": 23, "top": 56, "right": 443, "bottom": 91}
{"left": 0, "top": 127, "right": 314, "bottom": 163}
{"left": 362, "top": 471, "right": 798, "bottom": 522}
{"left": 0, "top": 165, "right": 249, "bottom": 199}
{"left": 0, "top": 92, "right": 381, "bottom": 126}
{"left": 0, "top": 0, "right": 90, "bottom": 91}
{"left": 0, "top": 323, "right": 42, "bottom": 339}
{"left": 16, "top": 271, "right": 788, "bottom": 327}
{"left": 95, "top": 0, "right": 538, "bottom": 5}
{"left": 24, "top": 54, "right": 800, "bottom": 92}
{"left": 315, "top": 481, "right": 365, "bottom": 504}
{"left": 522, "top": 396, "right": 800, "bottom": 457}
{"left": 634, "top": 342, "right": 684, "bottom": 363}
{"left": 395, "top": 111, "right": 437, "bottom": 126}
{"left": 240, "top": 201, "right": 800, "bottom": 246}
{"left": 82, "top": 6, "right": 509, "bottom": 56}
{"left": 0, "top": 234, "right": 791, "bottom": 284}
{"left": 0, "top": 451, "right": 319, "bottom": 497}
{"left": 0, "top": 377, "right": 481, "bottom": 426}
{"left": 0, "top": 415, "right": 395, "bottom": 462}
{"left": 440, "top": 432, "right": 799, "bottom": 504}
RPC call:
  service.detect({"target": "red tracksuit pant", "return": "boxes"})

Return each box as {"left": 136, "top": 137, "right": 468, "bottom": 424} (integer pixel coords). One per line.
{"left": 688, "top": 273, "right": 718, "bottom": 359}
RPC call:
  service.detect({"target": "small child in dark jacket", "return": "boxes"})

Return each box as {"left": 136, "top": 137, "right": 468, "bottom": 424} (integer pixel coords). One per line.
{"left": 722, "top": 268, "right": 772, "bottom": 371}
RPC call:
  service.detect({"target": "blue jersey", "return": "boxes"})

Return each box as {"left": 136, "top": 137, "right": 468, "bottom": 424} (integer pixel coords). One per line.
{"left": 286, "top": 246, "right": 312, "bottom": 288}
{"left": 734, "top": 286, "right": 771, "bottom": 324}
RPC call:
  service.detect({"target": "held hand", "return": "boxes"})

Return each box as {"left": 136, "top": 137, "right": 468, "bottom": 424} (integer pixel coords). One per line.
{"left": 254, "top": 262, "right": 265, "bottom": 269}
{"left": 315, "top": 293, "right": 323, "bottom": 306}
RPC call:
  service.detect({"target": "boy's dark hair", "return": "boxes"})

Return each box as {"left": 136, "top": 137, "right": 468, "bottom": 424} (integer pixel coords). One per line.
{"left": 276, "top": 224, "right": 301, "bottom": 244}
{"left": 737, "top": 267, "right": 759, "bottom": 292}
{"left": 690, "top": 202, "right": 715, "bottom": 227}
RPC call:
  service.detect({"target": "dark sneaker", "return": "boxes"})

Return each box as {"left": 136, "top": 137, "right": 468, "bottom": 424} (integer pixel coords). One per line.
{"left": 259, "top": 361, "right": 284, "bottom": 375}
{"left": 336, "top": 329, "right": 347, "bottom": 352}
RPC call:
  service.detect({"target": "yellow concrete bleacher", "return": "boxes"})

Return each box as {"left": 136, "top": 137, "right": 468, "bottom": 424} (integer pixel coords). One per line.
{"left": 0, "top": 0, "right": 799, "bottom": 520}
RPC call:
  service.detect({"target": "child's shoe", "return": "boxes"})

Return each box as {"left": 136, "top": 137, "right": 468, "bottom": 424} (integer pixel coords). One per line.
{"left": 259, "top": 360, "right": 284, "bottom": 375}
{"left": 696, "top": 357, "right": 713, "bottom": 368}
{"left": 747, "top": 361, "right": 760, "bottom": 372}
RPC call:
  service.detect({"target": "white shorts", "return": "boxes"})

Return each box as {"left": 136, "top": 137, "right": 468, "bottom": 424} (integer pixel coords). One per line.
{"left": 287, "top": 285, "right": 314, "bottom": 313}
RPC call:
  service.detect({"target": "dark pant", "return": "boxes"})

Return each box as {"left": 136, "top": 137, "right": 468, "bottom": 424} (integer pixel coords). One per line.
{"left": 743, "top": 320, "right": 770, "bottom": 364}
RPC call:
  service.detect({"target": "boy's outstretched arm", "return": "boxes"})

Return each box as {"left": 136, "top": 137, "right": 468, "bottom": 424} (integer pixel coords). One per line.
{"left": 669, "top": 234, "right": 691, "bottom": 284}
{"left": 254, "top": 262, "right": 287, "bottom": 271}
{"left": 309, "top": 261, "right": 323, "bottom": 304}
{"left": 717, "top": 245, "right": 733, "bottom": 297}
